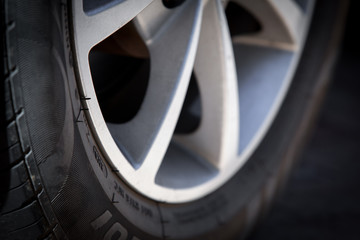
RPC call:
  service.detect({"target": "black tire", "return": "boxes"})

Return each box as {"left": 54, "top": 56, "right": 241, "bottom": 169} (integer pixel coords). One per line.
{"left": 0, "top": 0, "right": 348, "bottom": 239}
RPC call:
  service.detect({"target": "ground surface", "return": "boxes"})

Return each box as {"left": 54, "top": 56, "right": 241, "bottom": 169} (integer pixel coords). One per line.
{"left": 248, "top": 1, "right": 360, "bottom": 239}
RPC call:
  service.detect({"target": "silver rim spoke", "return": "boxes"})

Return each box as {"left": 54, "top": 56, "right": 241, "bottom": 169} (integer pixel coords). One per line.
{"left": 108, "top": 0, "right": 204, "bottom": 180}
{"left": 174, "top": 0, "right": 239, "bottom": 170}
{"left": 73, "top": 0, "right": 153, "bottom": 50}
{"left": 72, "top": 1, "right": 155, "bottom": 152}
{"left": 231, "top": 0, "right": 306, "bottom": 50}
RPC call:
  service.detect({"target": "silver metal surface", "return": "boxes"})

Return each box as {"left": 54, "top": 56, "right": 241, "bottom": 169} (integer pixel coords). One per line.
{"left": 72, "top": 0, "right": 314, "bottom": 203}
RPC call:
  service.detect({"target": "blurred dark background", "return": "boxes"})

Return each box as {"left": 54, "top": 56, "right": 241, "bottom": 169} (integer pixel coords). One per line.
{"left": 248, "top": 0, "right": 360, "bottom": 239}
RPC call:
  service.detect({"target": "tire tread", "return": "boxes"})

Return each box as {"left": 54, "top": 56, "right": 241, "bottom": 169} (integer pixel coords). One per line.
{"left": 1, "top": 0, "right": 66, "bottom": 238}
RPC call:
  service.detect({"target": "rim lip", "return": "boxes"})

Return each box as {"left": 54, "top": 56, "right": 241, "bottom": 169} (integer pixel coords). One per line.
{"left": 71, "top": 0, "right": 315, "bottom": 203}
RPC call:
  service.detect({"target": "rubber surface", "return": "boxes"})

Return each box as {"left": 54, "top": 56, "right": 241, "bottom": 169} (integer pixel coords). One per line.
{"left": 0, "top": 1, "right": 66, "bottom": 239}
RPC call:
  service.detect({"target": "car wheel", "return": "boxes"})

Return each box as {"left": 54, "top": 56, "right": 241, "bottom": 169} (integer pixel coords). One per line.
{"left": 0, "top": 0, "right": 347, "bottom": 239}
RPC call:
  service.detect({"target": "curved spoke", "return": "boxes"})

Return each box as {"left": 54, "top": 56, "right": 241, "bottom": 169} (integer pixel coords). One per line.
{"left": 72, "top": 0, "right": 153, "bottom": 51}
{"left": 72, "top": 1, "right": 154, "bottom": 122}
{"left": 108, "top": 0, "right": 204, "bottom": 180}
{"left": 174, "top": 0, "right": 239, "bottom": 170}
{"left": 231, "top": 0, "right": 306, "bottom": 50}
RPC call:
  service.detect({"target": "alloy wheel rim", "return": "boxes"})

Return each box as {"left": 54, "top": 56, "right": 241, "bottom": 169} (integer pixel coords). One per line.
{"left": 71, "top": 0, "right": 314, "bottom": 203}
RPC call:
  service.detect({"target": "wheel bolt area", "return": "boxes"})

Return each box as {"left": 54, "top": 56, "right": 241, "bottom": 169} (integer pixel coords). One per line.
{"left": 162, "top": 0, "right": 186, "bottom": 8}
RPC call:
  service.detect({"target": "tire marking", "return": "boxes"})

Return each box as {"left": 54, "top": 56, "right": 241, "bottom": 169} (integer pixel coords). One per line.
{"left": 112, "top": 193, "right": 119, "bottom": 203}
{"left": 91, "top": 210, "right": 112, "bottom": 230}
{"left": 76, "top": 95, "right": 90, "bottom": 122}
{"left": 104, "top": 223, "right": 128, "bottom": 240}
{"left": 93, "top": 146, "right": 108, "bottom": 177}
{"left": 113, "top": 181, "right": 153, "bottom": 218}
{"left": 91, "top": 210, "right": 142, "bottom": 240}
{"left": 80, "top": 96, "right": 91, "bottom": 101}
{"left": 76, "top": 107, "right": 89, "bottom": 123}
